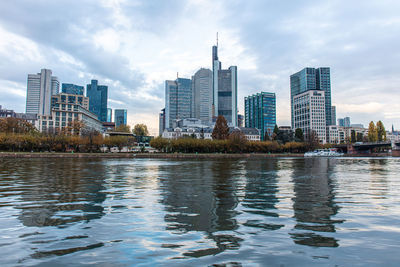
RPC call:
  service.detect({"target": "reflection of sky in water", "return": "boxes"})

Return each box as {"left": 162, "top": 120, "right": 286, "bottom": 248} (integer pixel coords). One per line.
{"left": 0, "top": 158, "right": 399, "bottom": 266}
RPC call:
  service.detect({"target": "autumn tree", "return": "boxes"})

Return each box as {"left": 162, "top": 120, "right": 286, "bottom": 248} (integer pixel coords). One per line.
{"left": 368, "top": 121, "right": 378, "bottom": 142}
{"left": 264, "top": 131, "right": 271, "bottom": 141}
{"left": 0, "top": 117, "right": 37, "bottom": 134}
{"left": 306, "top": 130, "right": 320, "bottom": 151}
{"left": 376, "top": 120, "right": 386, "bottom": 141}
{"left": 115, "top": 124, "right": 131, "bottom": 133}
{"left": 133, "top": 123, "right": 149, "bottom": 136}
{"left": 65, "top": 120, "right": 85, "bottom": 135}
{"left": 212, "top": 115, "right": 229, "bottom": 140}
{"left": 228, "top": 130, "right": 247, "bottom": 153}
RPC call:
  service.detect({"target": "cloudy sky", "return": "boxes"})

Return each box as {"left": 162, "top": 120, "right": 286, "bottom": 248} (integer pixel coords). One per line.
{"left": 0, "top": 0, "right": 399, "bottom": 135}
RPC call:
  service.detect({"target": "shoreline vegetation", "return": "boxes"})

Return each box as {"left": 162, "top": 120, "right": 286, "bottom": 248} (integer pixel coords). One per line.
{"left": 0, "top": 152, "right": 393, "bottom": 158}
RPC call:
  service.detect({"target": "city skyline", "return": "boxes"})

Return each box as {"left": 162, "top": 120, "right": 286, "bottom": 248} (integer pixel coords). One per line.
{"left": 0, "top": 1, "right": 399, "bottom": 135}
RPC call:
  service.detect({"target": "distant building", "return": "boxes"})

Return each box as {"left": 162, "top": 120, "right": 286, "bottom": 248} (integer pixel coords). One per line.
{"left": 192, "top": 68, "right": 213, "bottom": 125}
{"left": 331, "top": 106, "right": 336, "bottom": 126}
{"left": 327, "top": 125, "right": 340, "bottom": 144}
{"left": 102, "top": 122, "right": 115, "bottom": 132}
{"left": 212, "top": 44, "right": 238, "bottom": 126}
{"left": 114, "top": 109, "right": 127, "bottom": 127}
{"left": 86, "top": 80, "right": 108, "bottom": 122}
{"left": 107, "top": 108, "right": 112, "bottom": 122}
{"left": 245, "top": 92, "right": 276, "bottom": 140}
{"left": 26, "top": 69, "right": 59, "bottom": 116}
{"left": 237, "top": 114, "right": 244, "bottom": 127}
{"left": 290, "top": 67, "right": 332, "bottom": 127}
{"left": 37, "top": 93, "right": 102, "bottom": 133}
{"left": 1, "top": 105, "right": 37, "bottom": 125}
{"left": 293, "top": 90, "right": 326, "bottom": 144}
{"left": 162, "top": 126, "right": 260, "bottom": 141}
{"left": 0, "top": 105, "right": 16, "bottom": 118}
{"left": 159, "top": 108, "right": 165, "bottom": 136}
{"left": 62, "top": 83, "right": 84, "bottom": 95}
{"left": 338, "top": 118, "right": 344, "bottom": 127}
{"left": 344, "top": 117, "right": 351, "bottom": 127}
{"left": 350, "top": 123, "right": 363, "bottom": 128}
{"left": 165, "top": 78, "right": 192, "bottom": 128}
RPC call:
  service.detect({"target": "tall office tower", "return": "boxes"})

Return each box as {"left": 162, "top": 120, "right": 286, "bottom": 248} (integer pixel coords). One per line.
{"left": 343, "top": 117, "right": 351, "bottom": 127}
{"left": 86, "top": 80, "right": 108, "bottom": 122}
{"left": 26, "top": 69, "right": 59, "bottom": 115}
{"left": 290, "top": 67, "right": 332, "bottom": 128}
{"left": 331, "top": 106, "right": 336, "bottom": 126}
{"left": 107, "top": 108, "right": 112, "bottom": 122}
{"left": 192, "top": 68, "right": 213, "bottom": 125}
{"left": 293, "top": 90, "right": 326, "bottom": 143}
{"left": 237, "top": 114, "right": 244, "bottom": 127}
{"left": 159, "top": 108, "right": 165, "bottom": 136}
{"left": 245, "top": 92, "right": 276, "bottom": 140}
{"left": 114, "top": 109, "right": 127, "bottom": 127}
{"left": 165, "top": 78, "right": 192, "bottom": 128}
{"left": 212, "top": 43, "right": 238, "bottom": 126}
{"left": 338, "top": 118, "right": 345, "bottom": 127}
{"left": 62, "top": 83, "right": 84, "bottom": 95}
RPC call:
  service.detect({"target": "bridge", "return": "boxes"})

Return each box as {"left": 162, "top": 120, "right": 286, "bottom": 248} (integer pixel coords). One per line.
{"left": 334, "top": 141, "right": 392, "bottom": 154}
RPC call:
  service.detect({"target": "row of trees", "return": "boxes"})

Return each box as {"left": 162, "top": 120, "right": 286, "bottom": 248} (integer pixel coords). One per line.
{"left": 368, "top": 121, "right": 387, "bottom": 142}
{"left": 115, "top": 123, "right": 149, "bottom": 136}
{"left": 150, "top": 136, "right": 312, "bottom": 154}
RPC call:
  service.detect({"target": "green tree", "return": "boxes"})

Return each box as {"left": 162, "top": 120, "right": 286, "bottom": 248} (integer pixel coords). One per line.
{"left": 376, "top": 120, "right": 386, "bottom": 141}
{"left": 272, "top": 124, "right": 279, "bottom": 140}
{"left": 368, "top": 121, "right": 378, "bottom": 142}
{"left": 294, "top": 128, "right": 304, "bottom": 142}
{"left": 133, "top": 123, "right": 149, "bottom": 136}
{"left": 115, "top": 124, "right": 131, "bottom": 133}
{"left": 212, "top": 115, "right": 229, "bottom": 140}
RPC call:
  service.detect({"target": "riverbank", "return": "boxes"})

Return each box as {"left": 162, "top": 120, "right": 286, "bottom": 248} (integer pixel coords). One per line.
{"left": 0, "top": 152, "right": 395, "bottom": 158}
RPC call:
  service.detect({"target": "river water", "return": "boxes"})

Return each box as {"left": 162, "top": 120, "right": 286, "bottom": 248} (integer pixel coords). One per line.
{"left": 0, "top": 157, "right": 399, "bottom": 266}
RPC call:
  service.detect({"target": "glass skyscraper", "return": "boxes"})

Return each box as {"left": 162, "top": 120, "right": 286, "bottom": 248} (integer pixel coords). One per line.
{"left": 165, "top": 78, "right": 192, "bottom": 128}
{"left": 192, "top": 68, "right": 213, "bottom": 125}
{"left": 290, "top": 67, "right": 332, "bottom": 128}
{"left": 212, "top": 44, "right": 238, "bottom": 126}
{"left": 62, "top": 83, "right": 84, "bottom": 95}
{"left": 86, "top": 80, "right": 108, "bottom": 122}
{"left": 114, "top": 109, "right": 127, "bottom": 127}
{"left": 107, "top": 108, "right": 112, "bottom": 122}
{"left": 245, "top": 92, "right": 276, "bottom": 140}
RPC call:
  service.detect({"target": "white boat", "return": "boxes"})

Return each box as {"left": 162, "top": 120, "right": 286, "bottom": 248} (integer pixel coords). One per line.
{"left": 304, "top": 148, "right": 343, "bottom": 157}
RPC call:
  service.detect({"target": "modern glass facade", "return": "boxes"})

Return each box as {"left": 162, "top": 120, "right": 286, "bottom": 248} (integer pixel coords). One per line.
{"left": 165, "top": 78, "right": 192, "bottom": 128}
{"left": 107, "top": 108, "right": 112, "bottom": 122}
{"left": 86, "top": 80, "right": 108, "bottom": 122}
{"left": 290, "top": 67, "right": 332, "bottom": 128}
{"left": 245, "top": 92, "right": 276, "bottom": 140}
{"left": 192, "top": 68, "right": 213, "bottom": 125}
{"left": 114, "top": 109, "right": 127, "bottom": 127}
{"left": 62, "top": 83, "right": 84, "bottom": 95}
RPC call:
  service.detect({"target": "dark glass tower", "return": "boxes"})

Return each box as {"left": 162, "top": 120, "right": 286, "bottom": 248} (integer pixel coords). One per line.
{"left": 290, "top": 67, "right": 332, "bottom": 128}
{"left": 62, "top": 83, "right": 84, "bottom": 95}
{"left": 245, "top": 92, "right": 276, "bottom": 140}
{"left": 86, "top": 80, "right": 108, "bottom": 122}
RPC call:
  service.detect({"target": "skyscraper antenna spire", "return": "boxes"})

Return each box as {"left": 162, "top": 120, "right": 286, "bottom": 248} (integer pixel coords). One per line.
{"left": 216, "top": 32, "right": 218, "bottom": 47}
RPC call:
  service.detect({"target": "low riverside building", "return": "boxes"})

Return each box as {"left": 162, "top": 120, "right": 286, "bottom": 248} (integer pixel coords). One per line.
{"left": 1, "top": 105, "right": 38, "bottom": 125}
{"left": 162, "top": 126, "right": 260, "bottom": 141}
{"left": 37, "top": 93, "right": 103, "bottom": 133}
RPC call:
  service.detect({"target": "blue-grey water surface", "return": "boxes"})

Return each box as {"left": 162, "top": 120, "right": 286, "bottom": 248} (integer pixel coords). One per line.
{"left": 0, "top": 157, "right": 400, "bottom": 266}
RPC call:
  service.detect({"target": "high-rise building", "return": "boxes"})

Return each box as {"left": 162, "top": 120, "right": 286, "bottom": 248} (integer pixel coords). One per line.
{"left": 62, "top": 83, "right": 84, "bottom": 95}
{"left": 165, "top": 78, "right": 192, "bottom": 128}
{"left": 293, "top": 90, "right": 326, "bottom": 143}
{"left": 114, "top": 109, "right": 127, "bottom": 127}
{"left": 212, "top": 44, "right": 238, "bottom": 126}
{"left": 344, "top": 117, "right": 351, "bottom": 127}
{"left": 192, "top": 68, "right": 213, "bottom": 125}
{"left": 331, "top": 106, "right": 336, "bottom": 126}
{"left": 86, "top": 80, "right": 108, "bottom": 122}
{"left": 159, "top": 108, "right": 165, "bottom": 136}
{"left": 26, "top": 69, "right": 59, "bottom": 116}
{"left": 245, "top": 92, "right": 276, "bottom": 140}
{"left": 107, "top": 108, "right": 112, "bottom": 122}
{"left": 237, "top": 114, "right": 244, "bottom": 127}
{"left": 290, "top": 67, "right": 332, "bottom": 128}
{"left": 338, "top": 118, "right": 345, "bottom": 127}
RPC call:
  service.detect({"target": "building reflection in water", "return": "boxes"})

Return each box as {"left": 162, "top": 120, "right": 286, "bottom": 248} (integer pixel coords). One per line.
{"left": 16, "top": 159, "right": 107, "bottom": 227}
{"left": 158, "top": 159, "right": 242, "bottom": 257}
{"left": 241, "top": 159, "right": 284, "bottom": 231}
{"left": 290, "top": 158, "right": 343, "bottom": 247}
{"left": 368, "top": 159, "right": 389, "bottom": 198}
